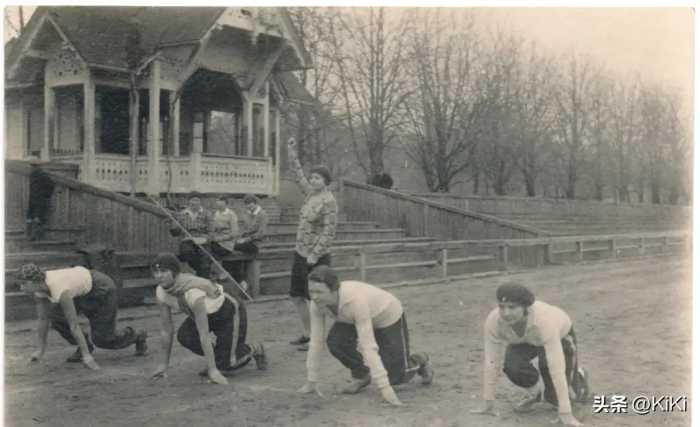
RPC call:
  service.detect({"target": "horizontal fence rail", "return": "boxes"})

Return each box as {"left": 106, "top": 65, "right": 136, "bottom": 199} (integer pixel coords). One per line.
{"left": 258, "top": 230, "right": 690, "bottom": 284}
{"left": 340, "top": 180, "right": 545, "bottom": 240}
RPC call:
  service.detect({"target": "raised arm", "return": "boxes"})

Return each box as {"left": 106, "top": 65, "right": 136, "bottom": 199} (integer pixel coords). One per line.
{"left": 287, "top": 137, "right": 312, "bottom": 195}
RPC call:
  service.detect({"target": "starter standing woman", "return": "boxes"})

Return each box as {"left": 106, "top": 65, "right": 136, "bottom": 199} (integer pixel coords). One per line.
{"left": 286, "top": 137, "right": 338, "bottom": 351}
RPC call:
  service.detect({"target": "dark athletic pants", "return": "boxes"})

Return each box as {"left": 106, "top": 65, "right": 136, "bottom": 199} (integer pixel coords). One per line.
{"left": 176, "top": 296, "right": 252, "bottom": 370}
{"left": 326, "top": 314, "right": 419, "bottom": 385}
{"left": 503, "top": 328, "right": 579, "bottom": 406}
{"left": 50, "top": 272, "right": 136, "bottom": 350}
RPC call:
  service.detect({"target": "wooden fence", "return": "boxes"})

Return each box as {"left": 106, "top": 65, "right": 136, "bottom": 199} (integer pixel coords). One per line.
{"left": 256, "top": 230, "right": 690, "bottom": 292}
{"left": 6, "top": 160, "right": 179, "bottom": 253}
{"left": 340, "top": 180, "right": 545, "bottom": 240}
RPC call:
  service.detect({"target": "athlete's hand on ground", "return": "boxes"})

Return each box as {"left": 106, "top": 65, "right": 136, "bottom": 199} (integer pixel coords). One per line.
{"left": 82, "top": 355, "right": 100, "bottom": 371}
{"left": 380, "top": 386, "right": 403, "bottom": 406}
{"left": 29, "top": 350, "right": 43, "bottom": 363}
{"left": 556, "top": 413, "right": 583, "bottom": 426}
{"left": 470, "top": 400, "right": 498, "bottom": 416}
{"left": 298, "top": 381, "right": 325, "bottom": 398}
{"left": 151, "top": 364, "right": 168, "bottom": 380}
{"left": 208, "top": 369, "right": 229, "bottom": 385}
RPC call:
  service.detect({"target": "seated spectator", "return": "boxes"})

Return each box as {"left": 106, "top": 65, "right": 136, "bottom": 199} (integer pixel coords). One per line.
{"left": 170, "top": 192, "right": 213, "bottom": 279}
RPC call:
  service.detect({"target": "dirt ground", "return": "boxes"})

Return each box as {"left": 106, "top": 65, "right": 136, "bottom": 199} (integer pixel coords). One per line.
{"left": 4, "top": 256, "right": 691, "bottom": 427}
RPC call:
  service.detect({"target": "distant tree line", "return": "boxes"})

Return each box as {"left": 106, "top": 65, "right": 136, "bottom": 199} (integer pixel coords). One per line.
{"left": 285, "top": 7, "right": 691, "bottom": 204}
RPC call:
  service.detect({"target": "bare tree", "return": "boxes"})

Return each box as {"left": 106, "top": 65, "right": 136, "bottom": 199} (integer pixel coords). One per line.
{"left": 663, "top": 91, "right": 691, "bottom": 204}
{"left": 400, "top": 9, "right": 483, "bottom": 192}
{"left": 513, "top": 41, "right": 556, "bottom": 197}
{"left": 327, "top": 8, "right": 413, "bottom": 179}
{"left": 607, "top": 78, "right": 641, "bottom": 203}
{"left": 286, "top": 7, "right": 345, "bottom": 169}
{"left": 636, "top": 84, "right": 671, "bottom": 204}
{"left": 475, "top": 30, "right": 522, "bottom": 196}
{"left": 551, "top": 53, "right": 596, "bottom": 199}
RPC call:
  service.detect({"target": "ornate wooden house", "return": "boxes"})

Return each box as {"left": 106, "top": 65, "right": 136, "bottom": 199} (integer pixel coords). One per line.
{"left": 5, "top": 6, "right": 312, "bottom": 196}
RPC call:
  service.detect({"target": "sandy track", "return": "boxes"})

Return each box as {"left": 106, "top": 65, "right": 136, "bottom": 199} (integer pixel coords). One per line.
{"left": 5, "top": 257, "right": 691, "bottom": 427}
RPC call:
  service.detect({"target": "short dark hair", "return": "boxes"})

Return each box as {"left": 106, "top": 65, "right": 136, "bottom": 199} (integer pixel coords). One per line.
{"left": 496, "top": 282, "right": 535, "bottom": 307}
{"left": 151, "top": 253, "right": 181, "bottom": 276}
{"left": 308, "top": 265, "right": 339, "bottom": 291}
{"left": 216, "top": 196, "right": 228, "bottom": 203}
{"left": 189, "top": 192, "right": 202, "bottom": 200}
{"left": 243, "top": 194, "right": 259, "bottom": 205}
{"left": 309, "top": 165, "right": 332, "bottom": 185}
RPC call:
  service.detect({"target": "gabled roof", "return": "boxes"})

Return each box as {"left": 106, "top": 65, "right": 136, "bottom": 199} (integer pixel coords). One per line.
{"left": 7, "top": 6, "right": 310, "bottom": 73}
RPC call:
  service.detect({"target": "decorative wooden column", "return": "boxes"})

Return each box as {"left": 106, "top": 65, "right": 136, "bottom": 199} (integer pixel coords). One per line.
{"left": 274, "top": 107, "right": 281, "bottom": 195}
{"left": 147, "top": 60, "right": 161, "bottom": 195}
{"left": 191, "top": 112, "right": 204, "bottom": 192}
{"left": 170, "top": 92, "right": 180, "bottom": 157}
{"left": 128, "top": 87, "right": 140, "bottom": 195}
{"left": 263, "top": 81, "right": 270, "bottom": 157}
{"left": 243, "top": 91, "right": 253, "bottom": 156}
{"left": 42, "top": 84, "right": 55, "bottom": 161}
{"left": 83, "top": 73, "right": 96, "bottom": 182}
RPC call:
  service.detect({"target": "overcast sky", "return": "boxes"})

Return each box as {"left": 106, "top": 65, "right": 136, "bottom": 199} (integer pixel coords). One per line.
{"left": 3, "top": 5, "right": 694, "bottom": 110}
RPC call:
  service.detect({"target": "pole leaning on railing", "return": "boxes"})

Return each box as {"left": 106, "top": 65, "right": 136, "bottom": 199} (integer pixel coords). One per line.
{"left": 149, "top": 196, "right": 254, "bottom": 301}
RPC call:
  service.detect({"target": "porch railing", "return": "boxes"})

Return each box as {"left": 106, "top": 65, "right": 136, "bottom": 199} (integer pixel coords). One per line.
{"left": 76, "top": 153, "right": 275, "bottom": 194}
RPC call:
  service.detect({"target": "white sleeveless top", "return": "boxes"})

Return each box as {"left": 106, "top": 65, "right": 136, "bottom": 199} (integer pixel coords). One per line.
{"left": 41, "top": 266, "right": 92, "bottom": 303}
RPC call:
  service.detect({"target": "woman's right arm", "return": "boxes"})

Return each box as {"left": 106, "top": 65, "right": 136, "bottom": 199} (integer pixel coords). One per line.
{"left": 287, "top": 137, "right": 311, "bottom": 194}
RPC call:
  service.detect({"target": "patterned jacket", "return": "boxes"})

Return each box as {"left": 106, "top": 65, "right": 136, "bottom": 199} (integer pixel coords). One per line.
{"left": 288, "top": 148, "right": 337, "bottom": 261}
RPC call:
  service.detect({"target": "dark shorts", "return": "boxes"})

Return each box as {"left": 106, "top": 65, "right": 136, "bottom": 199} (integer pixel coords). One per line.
{"left": 289, "top": 252, "right": 331, "bottom": 299}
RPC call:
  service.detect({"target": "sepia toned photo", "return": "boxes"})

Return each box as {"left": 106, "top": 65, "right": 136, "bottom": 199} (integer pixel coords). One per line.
{"left": 3, "top": 5, "right": 693, "bottom": 426}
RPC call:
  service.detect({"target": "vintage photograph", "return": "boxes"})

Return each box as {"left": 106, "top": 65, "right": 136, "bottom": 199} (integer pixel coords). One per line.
{"left": 3, "top": 5, "right": 693, "bottom": 426}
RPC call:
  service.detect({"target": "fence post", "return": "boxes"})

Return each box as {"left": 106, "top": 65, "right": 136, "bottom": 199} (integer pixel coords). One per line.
{"left": 663, "top": 236, "right": 669, "bottom": 253}
{"left": 544, "top": 242, "right": 553, "bottom": 264}
{"left": 422, "top": 203, "right": 429, "bottom": 237}
{"left": 639, "top": 237, "right": 646, "bottom": 255}
{"left": 358, "top": 248, "right": 367, "bottom": 281}
{"left": 576, "top": 241, "right": 584, "bottom": 261}
{"left": 441, "top": 248, "right": 448, "bottom": 278}
{"left": 609, "top": 238, "right": 617, "bottom": 258}
{"left": 498, "top": 244, "right": 509, "bottom": 268}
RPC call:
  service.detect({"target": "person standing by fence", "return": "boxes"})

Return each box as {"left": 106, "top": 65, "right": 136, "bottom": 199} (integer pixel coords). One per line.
{"left": 26, "top": 163, "right": 55, "bottom": 241}
{"left": 286, "top": 137, "right": 337, "bottom": 351}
